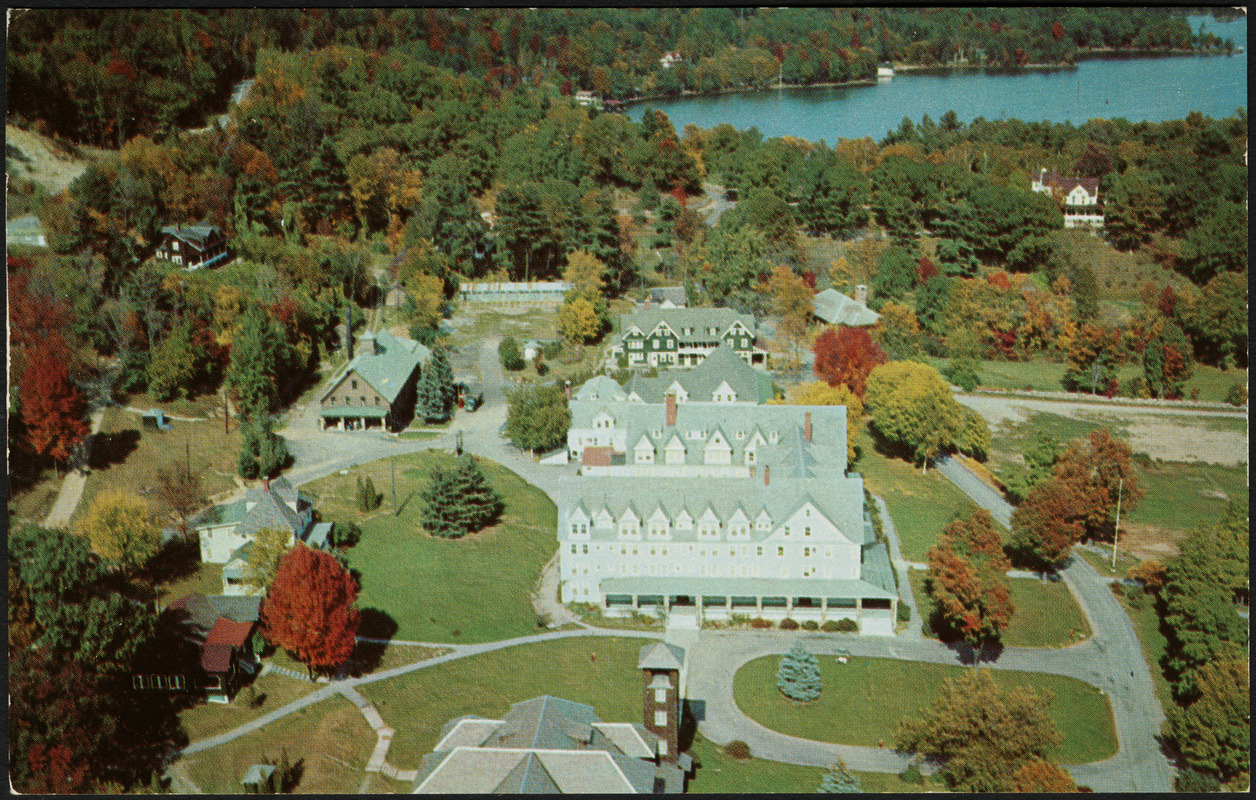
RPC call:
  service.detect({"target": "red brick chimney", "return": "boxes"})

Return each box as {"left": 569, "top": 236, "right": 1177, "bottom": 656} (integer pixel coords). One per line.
{"left": 665, "top": 393, "right": 677, "bottom": 427}
{"left": 764, "top": 465, "right": 770, "bottom": 486}
{"left": 262, "top": 477, "right": 270, "bottom": 493}
{"left": 804, "top": 412, "right": 812, "bottom": 443}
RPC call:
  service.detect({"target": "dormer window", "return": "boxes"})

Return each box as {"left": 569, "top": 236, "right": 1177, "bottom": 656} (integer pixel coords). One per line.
{"left": 351, "top": 379, "right": 358, "bottom": 390}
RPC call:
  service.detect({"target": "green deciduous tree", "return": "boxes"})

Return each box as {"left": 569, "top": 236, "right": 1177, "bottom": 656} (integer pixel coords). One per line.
{"left": 504, "top": 383, "right": 571, "bottom": 454}
{"left": 1179, "top": 202, "right": 1247, "bottom": 283}
{"left": 245, "top": 527, "right": 294, "bottom": 591}
{"left": 925, "top": 510, "right": 1013, "bottom": 665}
{"left": 227, "top": 305, "right": 293, "bottom": 418}
{"left": 894, "top": 672, "right": 1062, "bottom": 793}
{"left": 1000, "top": 431, "right": 1060, "bottom": 503}
{"left": 147, "top": 321, "right": 204, "bottom": 401}
{"left": 871, "top": 246, "right": 917, "bottom": 308}
{"left": 776, "top": 641, "right": 822, "bottom": 702}
{"left": 499, "top": 336, "right": 525, "bottom": 371}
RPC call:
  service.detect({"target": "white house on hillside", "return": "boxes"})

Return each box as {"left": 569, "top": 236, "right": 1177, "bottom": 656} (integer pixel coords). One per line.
{"left": 1031, "top": 168, "right": 1104, "bottom": 229}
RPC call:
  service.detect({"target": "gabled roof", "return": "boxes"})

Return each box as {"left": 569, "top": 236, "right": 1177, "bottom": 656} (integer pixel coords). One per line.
{"left": 236, "top": 491, "right": 307, "bottom": 539}
{"left": 618, "top": 307, "right": 757, "bottom": 345}
{"left": 160, "top": 223, "right": 224, "bottom": 250}
{"left": 813, "top": 289, "right": 880, "bottom": 326}
{"left": 205, "top": 594, "right": 262, "bottom": 623}
{"left": 320, "top": 329, "right": 431, "bottom": 405}
{"left": 621, "top": 343, "right": 772, "bottom": 404}
{"left": 202, "top": 617, "right": 254, "bottom": 672}
{"left": 573, "top": 375, "right": 627, "bottom": 402}
{"left": 244, "top": 476, "right": 305, "bottom": 508}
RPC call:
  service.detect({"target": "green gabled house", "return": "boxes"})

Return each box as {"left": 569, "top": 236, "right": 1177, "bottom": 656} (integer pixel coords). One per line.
{"left": 614, "top": 307, "right": 768, "bottom": 369}
{"left": 319, "top": 329, "right": 432, "bottom": 431}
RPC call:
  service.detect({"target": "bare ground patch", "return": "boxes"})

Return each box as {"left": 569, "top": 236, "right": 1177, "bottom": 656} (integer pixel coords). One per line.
{"left": 1123, "top": 419, "right": 1248, "bottom": 466}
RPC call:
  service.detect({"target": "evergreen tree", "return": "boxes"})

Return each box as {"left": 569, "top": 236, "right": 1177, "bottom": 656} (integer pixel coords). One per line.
{"left": 362, "top": 476, "right": 380, "bottom": 511}
{"left": 416, "top": 367, "right": 447, "bottom": 423}
{"left": 449, "top": 455, "right": 503, "bottom": 533}
{"left": 256, "top": 415, "right": 290, "bottom": 478}
{"left": 776, "top": 641, "right": 822, "bottom": 702}
{"left": 228, "top": 305, "right": 289, "bottom": 418}
{"left": 356, "top": 476, "right": 368, "bottom": 512}
{"left": 307, "top": 136, "right": 351, "bottom": 227}
{"left": 821, "top": 758, "right": 861, "bottom": 793}
{"left": 419, "top": 464, "right": 462, "bottom": 538}
{"left": 237, "top": 417, "right": 261, "bottom": 479}
{"left": 429, "top": 346, "right": 457, "bottom": 413}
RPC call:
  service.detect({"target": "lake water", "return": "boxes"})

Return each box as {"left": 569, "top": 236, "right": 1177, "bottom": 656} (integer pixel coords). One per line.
{"left": 628, "top": 14, "right": 1247, "bottom": 142}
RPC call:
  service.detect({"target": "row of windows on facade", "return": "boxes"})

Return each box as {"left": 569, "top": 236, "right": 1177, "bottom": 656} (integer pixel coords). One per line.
{"left": 570, "top": 542, "right": 835, "bottom": 557}
{"left": 133, "top": 674, "right": 189, "bottom": 690}
{"left": 328, "top": 395, "right": 382, "bottom": 406}
{"left": 568, "top": 517, "right": 820, "bottom": 538}
{"left": 568, "top": 562, "right": 831, "bottom": 578}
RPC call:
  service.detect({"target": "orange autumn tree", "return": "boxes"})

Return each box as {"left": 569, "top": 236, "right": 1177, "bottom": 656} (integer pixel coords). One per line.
{"left": 813, "top": 325, "right": 887, "bottom": 398}
{"left": 261, "top": 544, "right": 360, "bottom": 679}
{"left": 925, "top": 510, "right": 1013, "bottom": 669}
{"left": 1012, "top": 757, "right": 1078, "bottom": 793}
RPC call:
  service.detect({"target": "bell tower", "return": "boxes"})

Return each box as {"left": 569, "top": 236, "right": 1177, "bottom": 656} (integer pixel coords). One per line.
{"left": 638, "top": 642, "right": 686, "bottom": 762}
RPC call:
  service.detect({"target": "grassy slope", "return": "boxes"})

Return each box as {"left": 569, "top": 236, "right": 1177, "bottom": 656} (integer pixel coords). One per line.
{"left": 909, "top": 570, "right": 1091, "bottom": 647}
{"left": 357, "top": 637, "right": 648, "bottom": 770}
{"left": 178, "top": 695, "right": 374, "bottom": 794}
{"left": 1115, "top": 593, "right": 1174, "bottom": 714}
{"left": 734, "top": 655, "right": 1117, "bottom": 764}
{"left": 854, "top": 427, "right": 981, "bottom": 562}
{"left": 300, "top": 451, "right": 557, "bottom": 643}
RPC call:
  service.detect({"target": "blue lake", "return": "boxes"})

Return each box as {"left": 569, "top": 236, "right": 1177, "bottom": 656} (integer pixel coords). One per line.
{"left": 629, "top": 14, "right": 1247, "bottom": 142}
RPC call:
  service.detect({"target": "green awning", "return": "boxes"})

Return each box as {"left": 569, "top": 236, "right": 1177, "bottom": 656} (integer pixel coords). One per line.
{"left": 320, "top": 406, "right": 389, "bottom": 418}
{"left": 600, "top": 575, "right": 896, "bottom": 600}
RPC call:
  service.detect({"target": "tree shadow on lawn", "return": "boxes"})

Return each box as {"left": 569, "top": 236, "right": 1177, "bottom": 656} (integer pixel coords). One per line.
{"left": 345, "top": 608, "right": 399, "bottom": 677}
{"left": 141, "top": 534, "right": 203, "bottom": 589}
{"left": 88, "top": 428, "right": 141, "bottom": 470}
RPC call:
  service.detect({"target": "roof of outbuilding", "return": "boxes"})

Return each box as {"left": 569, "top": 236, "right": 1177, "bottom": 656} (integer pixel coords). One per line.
{"left": 813, "top": 289, "right": 880, "bottom": 326}
{"left": 412, "top": 695, "right": 661, "bottom": 794}
{"left": 201, "top": 617, "right": 254, "bottom": 672}
{"left": 320, "top": 329, "right": 431, "bottom": 405}
{"left": 638, "top": 641, "right": 686, "bottom": 671}
{"left": 206, "top": 594, "right": 263, "bottom": 623}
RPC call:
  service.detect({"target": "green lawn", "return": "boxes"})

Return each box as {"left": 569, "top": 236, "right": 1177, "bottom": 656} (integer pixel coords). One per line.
{"left": 177, "top": 672, "right": 321, "bottom": 743}
{"left": 1125, "top": 460, "right": 1248, "bottom": 534}
{"left": 733, "top": 656, "right": 1117, "bottom": 764}
{"left": 687, "top": 734, "right": 939, "bottom": 794}
{"left": 1074, "top": 546, "right": 1141, "bottom": 580}
{"left": 178, "top": 695, "right": 374, "bottom": 795}
{"left": 357, "top": 637, "right": 652, "bottom": 770}
{"left": 299, "top": 451, "right": 557, "bottom": 643}
{"left": 909, "top": 570, "right": 1091, "bottom": 647}
{"left": 855, "top": 428, "right": 982, "bottom": 561}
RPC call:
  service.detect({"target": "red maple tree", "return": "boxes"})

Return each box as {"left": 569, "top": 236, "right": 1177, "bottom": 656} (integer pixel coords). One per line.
{"left": 916, "top": 256, "right": 939, "bottom": 285}
{"left": 261, "top": 545, "right": 361, "bottom": 679}
{"left": 1010, "top": 478, "right": 1087, "bottom": 568}
{"left": 926, "top": 510, "right": 1014, "bottom": 667}
{"left": 19, "top": 339, "right": 90, "bottom": 467}
{"left": 1050, "top": 429, "right": 1143, "bottom": 535}
{"left": 813, "top": 325, "right": 888, "bottom": 398}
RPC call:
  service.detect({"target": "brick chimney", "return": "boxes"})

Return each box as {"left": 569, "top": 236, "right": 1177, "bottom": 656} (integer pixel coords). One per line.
{"left": 565, "top": 380, "right": 572, "bottom": 401}
{"left": 262, "top": 477, "right": 270, "bottom": 493}
{"left": 665, "top": 393, "right": 677, "bottom": 427}
{"left": 855, "top": 284, "right": 868, "bottom": 306}
{"left": 764, "top": 465, "right": 770, "bottom": 486}
{"left": 804, "top": 411, "right": 812, "bottom": 443}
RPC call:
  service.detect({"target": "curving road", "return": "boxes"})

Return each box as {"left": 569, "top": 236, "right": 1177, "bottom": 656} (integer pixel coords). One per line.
{"left": 933, "top": 454, "right": 1173, "bottom": 792}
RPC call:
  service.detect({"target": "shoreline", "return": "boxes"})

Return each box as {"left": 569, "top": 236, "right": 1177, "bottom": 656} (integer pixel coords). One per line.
{"left": 620, "top": 46, "right": 1238, "bottom": 111}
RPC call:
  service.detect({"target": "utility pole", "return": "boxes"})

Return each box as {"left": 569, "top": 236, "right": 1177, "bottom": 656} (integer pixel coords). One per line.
{"left": 1110, "top": 477, "right": 1123, "bottom": 570}
{"left": 391, "top": 456, "right": 398, "bottom": 517}
{"left": 223, "top": 388, "right": 229, "bottom": 434}
{"left": 185, "top": 438, "right": 192, "bottom": 479}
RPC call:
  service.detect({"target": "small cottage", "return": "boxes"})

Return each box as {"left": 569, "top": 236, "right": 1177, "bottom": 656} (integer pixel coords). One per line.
{"left": 155, "top": 223, "right": 230, "bottom": 269}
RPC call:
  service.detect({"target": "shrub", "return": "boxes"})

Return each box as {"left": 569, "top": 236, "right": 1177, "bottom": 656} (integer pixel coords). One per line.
{"left": 899, "top": 764, "right": 925, "bottom": 785}
{"left": 821, "top": 620, "right": 841, "bottom": 632}
{"left": 1126, "top": 559, "right": 1166, "bottom": 592}
{"left": 1224, "top": 382, "right": 1247, "bottom": 406}
{"left": 1174, "top": 768, "right": 1220, "bottom": 793}
{"left": 498, "top": 337, "right": 525, "bottom": 371}
{"left": 801, "top": 620, "right": 820, "bottom": 631}
{"left": 834, "top": 618, "right": 858, "bottom": 633}
{"left": 897, "top": 603, "right": 912, "bottom": 623}
{"left": 724, "top": 740, "right": 751, "bottom": 760}
{"left": 750, "top": 617, "right": 773, "bottom": 629}
{"left": 779, "top": 617, "right": 799, "bottom": 630}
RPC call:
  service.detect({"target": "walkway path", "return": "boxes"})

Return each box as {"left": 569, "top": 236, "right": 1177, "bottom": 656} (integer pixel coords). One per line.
{"left": 43, "top": 408, "right": 105, "bottom": 528}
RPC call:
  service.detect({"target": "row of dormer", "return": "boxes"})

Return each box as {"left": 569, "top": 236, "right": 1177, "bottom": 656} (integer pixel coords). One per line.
{"left": 565, "top": 500, "right": 847, "bottom": 544}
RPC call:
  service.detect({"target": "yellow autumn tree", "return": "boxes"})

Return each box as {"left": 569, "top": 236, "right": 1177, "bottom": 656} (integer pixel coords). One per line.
{"left": 75, "top": 490, "right": 160, "bottom": 574}
{"left": 558, "top": 295, "right": 602, "bottom": 344}
{"left": 563, "top": 249, "right": 608, "bottom": 298}
{"left": 787, "top": 381, "right": 862, "bottom": 462}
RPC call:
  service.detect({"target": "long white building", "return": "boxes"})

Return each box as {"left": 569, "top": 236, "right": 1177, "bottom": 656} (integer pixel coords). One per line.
{"left": 556, "top": 401, "right": 899, "bottom": 634}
